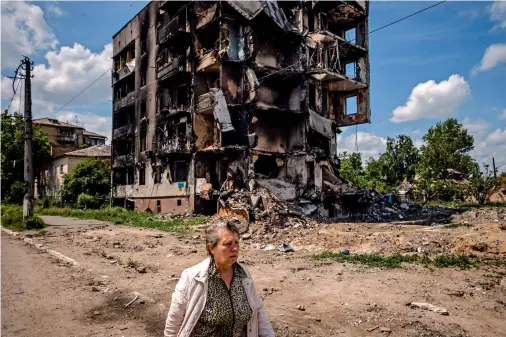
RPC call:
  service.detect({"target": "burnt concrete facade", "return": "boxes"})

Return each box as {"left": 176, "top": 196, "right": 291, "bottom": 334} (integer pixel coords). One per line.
{"left": 111, "top": 0, "right": 370, "bottom": 215}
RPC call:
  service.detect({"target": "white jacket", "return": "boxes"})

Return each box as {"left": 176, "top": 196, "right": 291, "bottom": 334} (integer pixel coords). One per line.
{"left": 164, "top": 257, "right": 275, "bottom": 337}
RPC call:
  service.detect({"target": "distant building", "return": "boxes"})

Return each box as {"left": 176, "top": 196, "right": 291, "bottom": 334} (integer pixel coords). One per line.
{"left": 83, "top": 130, "right": 107, "bottom": 146}
{"left": 36, "top": 145, "right": 111, "bottom": 199}
{"left": 33, "top": 117, "right": 107, "bottom": 156}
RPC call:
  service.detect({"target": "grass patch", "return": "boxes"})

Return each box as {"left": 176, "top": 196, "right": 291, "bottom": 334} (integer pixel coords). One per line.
{"left": 313, "top": 252, "right": 477, "bottom": 270}
{"left": 444, "top": 222, "right": 472, "bottom": 229}
{"left": 34, "top": 206, "right": 207, "bottom": 233}
{"left": 126, "top": 258, "right": 139, "bottom": 269}
{"left": 1, "top": 204, "right": 46, "bottom": 231}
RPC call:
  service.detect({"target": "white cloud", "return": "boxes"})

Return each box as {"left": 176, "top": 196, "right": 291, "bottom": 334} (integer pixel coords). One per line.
{"left": 472, "top": 43, "right": 506, "bottom": 75}
{"left": 462, "top": 116, "right": 489, "bottom": 136}
{"left": 46, "top": 3, "right": 64, "bottom": 17}
{"left": 499, "top": 108, "right": 506, "bottom": 120}
{"left": 336, "top": 132, "right": 387, "bottom": 160}
{"left": 490, "top": 1, "right": 506, "bottom": 31}
{"left": 486, "top": 127, "right": 506, "bottom": 144}
{"left": 1, "top": 1, "right": 58, "bottom": 70}
{"left": 390, "top": 74, "right": 471, "bottom": 123}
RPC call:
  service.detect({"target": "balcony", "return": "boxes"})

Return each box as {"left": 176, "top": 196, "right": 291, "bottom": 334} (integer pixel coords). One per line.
{"left": 113, "top": 123, "right": 136, "bottom": 139}
{"left": 113, "top": 153, "right": 135, "bottom": 168}
{"left": 114, "top": 91, "right": 136, "bottom": 111}
{"left": 159, "top": 137, "right": 191, "bottom": 155}
{"left": 112, "top": 59, "right": 135, "bottom": 85}
{"left": 57, "top": 135, "right": 76, "bottom": 143}
{"left": 157, "top": 55, "right": 188, "bottom": 81}
{"left": 157, "top": 10, "right": 191, "bottom": 46}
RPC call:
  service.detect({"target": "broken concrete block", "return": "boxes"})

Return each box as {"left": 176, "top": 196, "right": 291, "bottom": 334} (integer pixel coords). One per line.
{"left": 257, "top": 179, "right": 296, "bottom": 201}
{"left": 250, "top": 195, "right": 261, "bottom": 208}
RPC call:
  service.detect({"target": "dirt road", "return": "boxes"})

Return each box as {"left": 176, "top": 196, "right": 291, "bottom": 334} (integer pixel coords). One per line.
{"left": 2, "top": 212, "right": 506, "bottom": 337}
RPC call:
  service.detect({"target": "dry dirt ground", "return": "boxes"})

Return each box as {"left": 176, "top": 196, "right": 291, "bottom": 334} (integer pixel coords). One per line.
{"left": 2, "top": 209, "right": 506, "bottom": 337}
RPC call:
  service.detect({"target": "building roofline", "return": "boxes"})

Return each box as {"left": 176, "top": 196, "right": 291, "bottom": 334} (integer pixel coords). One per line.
{"left": 112, "top": 1, "right": 152, "bottom": 39}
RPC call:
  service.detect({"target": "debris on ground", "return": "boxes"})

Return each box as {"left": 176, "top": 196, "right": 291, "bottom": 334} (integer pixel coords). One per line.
{"left": 407, "top": 302, "right": 449, "bottom": 315}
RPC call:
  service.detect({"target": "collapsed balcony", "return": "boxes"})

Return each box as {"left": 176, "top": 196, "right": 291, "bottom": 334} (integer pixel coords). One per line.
{"left": 156, "top": 114, "right": 192, "bottom": 155}
{"left": 113, "top": 153, "right": 135, "bottom": 168}
{"left": 112, "top": 136, "right": 135, "bottom": 169}
{"left": 113, "top": 75, "right": 136, "bottom": 111}
{"left": 254, "top": 74, "right": 304, "bottom": 113}
{"left": 306, "top": 31, "right": 368, "bottom": 92}
{"left": 157, "top": 47, "right": 190, "bottom": 81}
{"left": 306, "top": 1, "right": 367, "bottom": 32}
{"left": 112, "top": 42, "right": 135, "bottom": 85}
{"left": 157, "top": 3, "right": 191, "bottom": 46}
{"left": 157, "top": 81, "right": 191, "bottom": 115}
{"left": 113, "top": 105, "right": 135, "bottom": 139}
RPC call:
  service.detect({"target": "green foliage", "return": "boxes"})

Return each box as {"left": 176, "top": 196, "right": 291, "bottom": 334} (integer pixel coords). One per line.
{"left": 127, "top": 258, "right": 139, "bottom": 268}
{"left": 1, "top": 111, "right": 52, "bottom": 204}
{"left": 61, "top": 158, "right": 111, "bottom": 206}
{"left": 444, "top": 222, "right": 472, "bottom": 229}
{"left": 35, "top": 206, "right": 207, "bottom": 233}
{"left": 75, "top": 193, "right": 102, "bottom": 210}
{"left": 38, "top": 196, "right": 60, "bottom": 209}
{"left": 0, "top": 205, "right": 46, "bottom": 231}
{"left": 468, "top": 164, "right": 500, "bottom": 204}
{"left": 338, "top": 152, "right": 367, "bottom": 188}
{"left": 313, "top": 252, "right": 476, "bottom": 270}
{"left": 416, "top": 118, "right": 479, "bottom": 202}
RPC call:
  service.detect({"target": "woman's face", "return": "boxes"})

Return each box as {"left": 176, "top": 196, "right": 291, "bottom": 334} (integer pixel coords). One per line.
{"left": 211, "top": 229, "right": 239, "bottom": 267}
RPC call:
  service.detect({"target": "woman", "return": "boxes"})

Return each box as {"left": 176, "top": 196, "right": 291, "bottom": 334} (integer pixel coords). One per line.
{"left": 164, "top": 221, "right": 275, "bottom": 337}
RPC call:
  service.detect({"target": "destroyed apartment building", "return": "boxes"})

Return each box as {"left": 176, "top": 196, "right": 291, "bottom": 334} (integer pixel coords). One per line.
{"left": 111, "top": 0, "right": 370, "bottom": 217}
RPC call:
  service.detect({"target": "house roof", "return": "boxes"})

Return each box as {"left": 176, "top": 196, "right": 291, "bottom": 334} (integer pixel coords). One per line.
{"left": 83, "top": 130, "right": 107, "bottom": 139}
{"left": 61, "top": 145, "right": 111, "bottom": 158}
{"left": 33, "top": 118, "right": 84, "bottom": 129}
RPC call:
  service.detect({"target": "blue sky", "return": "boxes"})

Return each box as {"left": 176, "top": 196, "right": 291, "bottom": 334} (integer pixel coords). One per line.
{"left": 1, "top": 1, "right": 506, "bottom": 170}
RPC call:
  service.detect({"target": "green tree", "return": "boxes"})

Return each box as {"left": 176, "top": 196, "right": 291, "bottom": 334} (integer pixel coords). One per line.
{"left": 338, "top": 152, "right": 367, "bottom": 188}
{"left": 468, "top": 164, "right": 500, "bottom": 204}
{"left": 363, "top": 135, "right": 420, "bottom": 192}
{"left": 416, "top": 118, "right": 479, "bottom": 201}
{"left": 61, "top": 158, "right": 111, "bottom": 207}
{"left": 1, "top": 111, "right": 52, "bottom": 204}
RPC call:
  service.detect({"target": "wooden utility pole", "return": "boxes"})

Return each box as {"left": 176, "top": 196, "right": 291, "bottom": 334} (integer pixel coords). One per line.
{"left": 22, "top": 56, "right": 34, "bottom": 219}
{"left": 492, "top": 157, "right": 497, "bottom": 180}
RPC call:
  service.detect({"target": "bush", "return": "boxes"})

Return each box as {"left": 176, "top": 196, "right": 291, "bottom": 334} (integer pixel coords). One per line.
{"left": 75, "top": 193, "right": 102, "bottom": 209}
{"left": 38, "top": 196, "right": 60, "bottom": 209}
{"left": 5, "top": 181, "right": 27, "bottom": 205}
{"left": 1, "top": 205, "right": 24, "bottom": 228}
{"left": 0, "top": 205, "right": 46, "bottom": 231}
{"left": 24, "top": 216, "right": 46, "bottom": 229}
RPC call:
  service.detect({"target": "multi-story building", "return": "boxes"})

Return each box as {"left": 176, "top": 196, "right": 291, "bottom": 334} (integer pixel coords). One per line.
{"left": 111, "top": 0, "right": 370, "bottom": 216}
{"left": 33, "top": 117, "right": 107, "bottom": 156}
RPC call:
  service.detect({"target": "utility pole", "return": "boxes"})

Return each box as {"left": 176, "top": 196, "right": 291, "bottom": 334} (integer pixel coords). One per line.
{"left": 22, "top": 56, "right": 34, "bottom": 219}
{"left": 492, "top": 157, "right": 497, "bottom": 180}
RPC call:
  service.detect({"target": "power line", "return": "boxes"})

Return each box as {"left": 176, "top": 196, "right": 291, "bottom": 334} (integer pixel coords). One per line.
{"left": 55, "top": 67, "right": 111, "bottom": 113}
{"left": 5, "top": 78, "right": 22, "bottom": 113}
{"left": 368, "top": 0, "right": 447, "bottom": 36}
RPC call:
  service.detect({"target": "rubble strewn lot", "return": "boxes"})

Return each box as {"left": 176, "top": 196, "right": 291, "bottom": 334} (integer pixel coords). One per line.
{"left": 5, "top": 207, "right": 505, "bottom": 337}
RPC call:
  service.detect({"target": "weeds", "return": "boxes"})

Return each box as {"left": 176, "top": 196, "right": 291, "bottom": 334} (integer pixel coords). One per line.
{"left": 34, "top": 206, "right": 207, "bottom": 233}
{"left": 313, "top": 252, "right": 478, "bottom": 270}
{"left": 444, "top": 222, "right": 472, "bottom": 229}
{"left": 126, "top": 258, "right": 139, "bottom": 269}
{"left": 1, "top": 205, "right": 46, "bottom": 231}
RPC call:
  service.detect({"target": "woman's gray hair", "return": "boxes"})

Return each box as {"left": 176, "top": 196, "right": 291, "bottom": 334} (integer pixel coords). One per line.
{"left": 205, "top": 221, "right": 239, "bottom": 255}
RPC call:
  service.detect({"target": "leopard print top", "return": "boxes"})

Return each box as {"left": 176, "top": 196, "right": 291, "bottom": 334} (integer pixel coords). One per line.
{"left": 190, "top": 260, "right": 252, "bottom": 337}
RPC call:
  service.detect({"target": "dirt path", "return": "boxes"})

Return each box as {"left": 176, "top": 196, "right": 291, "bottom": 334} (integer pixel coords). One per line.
{"left": 3, "top": 213, "right": 506, "bottom": 337}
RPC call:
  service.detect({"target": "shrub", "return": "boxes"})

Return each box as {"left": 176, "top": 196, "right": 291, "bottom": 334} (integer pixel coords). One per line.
{"left": 1, "top": 205, "right": 24, "bottom": 228}
{"left": 75, "top": 193, "right": 102, "bottom": 210}
{"left": 24, "top": 216, "right": 46, "bottom": 229}
{"left": 5, "top": 181, "right": 27, "bottom": 205}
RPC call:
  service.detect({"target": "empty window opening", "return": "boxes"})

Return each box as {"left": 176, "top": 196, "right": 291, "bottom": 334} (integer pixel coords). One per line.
{"left": 345, "top": 96, "right": 358, "bottom": 115}
{"left": 127, "top": 166, "right": 135, "bottom": 185}
{"left": 309, "top": 83, "right": 316, "bottom": 109}
{"left": 345, "top": 62, "right": 356, "bottom": 79}
{"left": 60, "top": 165, "right": 64, "bottom": 174}
{"left": 140, "top": 130, "right": 147, "bottom": 152}
{"left": 254, "top": 155, "right": 281, "bottom": 178}
{"left": 308, "top": 12, "right": 315, "bottom": 32}
{"left": 172, "top": 161, "right": 189, "bottom": 182}
{"left": 307, "top": 161, "right": 315, "bottom": 185}
{"left": 156, "top": 200, "right": 161, "bottom": 213}
{"left": 141, "top": 70, "right": 147, "bottom": 87}
{"left": 177, "top": 122, "right": 186, "bottom": 138}
{"left": 345, "top": 28, "right": 356, "bottom": 43}
{"left": 139, "top": 167, "right": 145, "bottom": 185}
{"left": 177, "top": 199, "right": 182, "bottom": 207}
{"left": 140, "top": 101, "right": 147, "bottom": 119}
{"left": 322, "top": 88, "right": 328, "bottom": 116}
{"left": 154, "top": 166, "right": 162, "bottom": 184}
